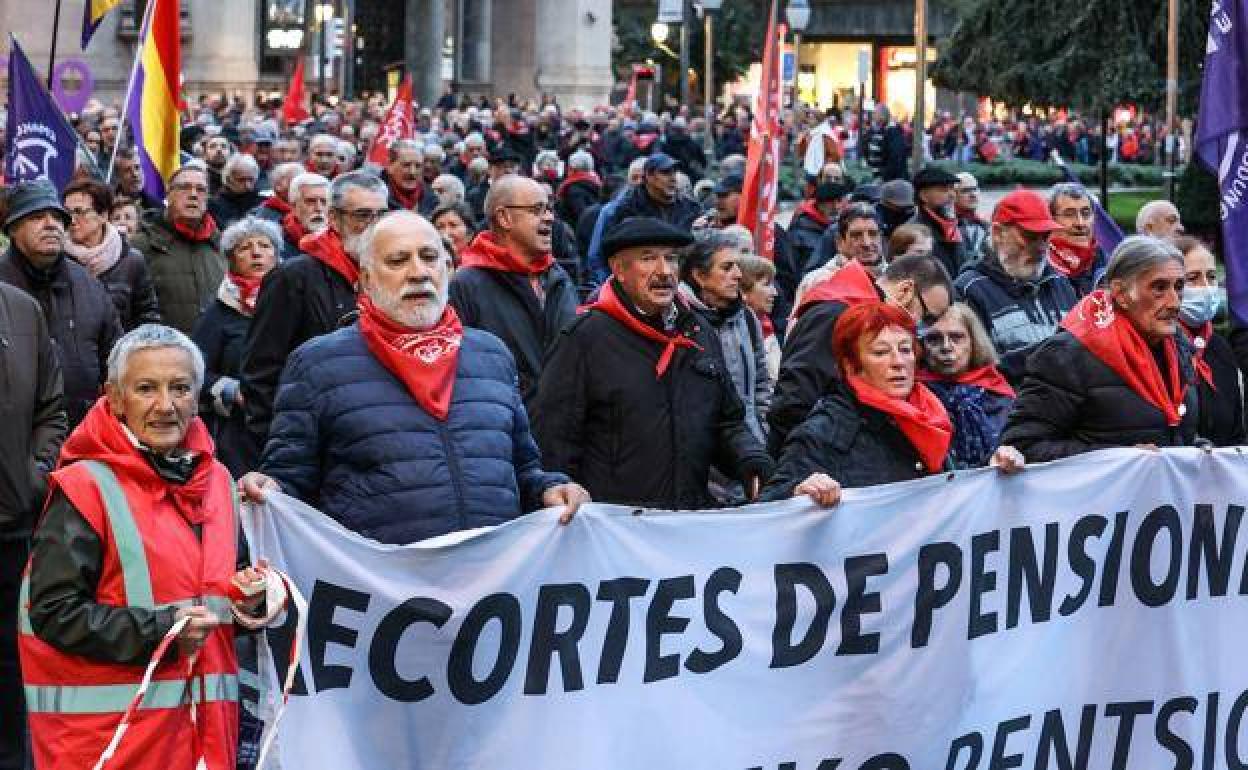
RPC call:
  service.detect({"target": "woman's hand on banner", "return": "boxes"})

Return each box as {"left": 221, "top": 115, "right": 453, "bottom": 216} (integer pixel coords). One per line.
{"left": 545, "top": 482, "right": 592, "bottom": 525}
{"left": 795, "top": 473, "right": 841, "bottom": 507}
{"left": 240, "top": 472, "right": 281, "bottom": 503}
{"left": 990, "top": 445, "right": 1026, "bottom": 475}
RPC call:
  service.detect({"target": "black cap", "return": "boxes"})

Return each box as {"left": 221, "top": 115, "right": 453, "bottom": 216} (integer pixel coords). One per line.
{"left": 3, "top": 179, "right": 70, "bottom": 233}
{"left": 851, "top": 183, "right": 882, "bottom": 204}
{"left": 911, "top": 166, "right": 960, "bottom": 191}
{"left": 601, "top": 217, "right": 694, "bottom": 259}
{"left": 714, "top": 174, "right": 744, "bottom": 195}
{"left": 815, "top": 181, "right": 854, "bottom": 203}
{"left": 489, "top": 146, "right": 523, "bottom": 165}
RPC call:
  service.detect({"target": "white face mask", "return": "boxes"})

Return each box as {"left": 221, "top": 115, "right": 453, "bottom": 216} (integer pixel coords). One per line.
{"left": 1179, "top": 286, "right": 1223, "bottom": 326}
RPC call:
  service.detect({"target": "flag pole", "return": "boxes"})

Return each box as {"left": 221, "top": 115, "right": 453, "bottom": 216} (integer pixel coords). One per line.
{"left": 47, "top": 0, "right": 64, "bottom": 90}
{"left": 106, "top": 0, "right": 158, "bottom": 185}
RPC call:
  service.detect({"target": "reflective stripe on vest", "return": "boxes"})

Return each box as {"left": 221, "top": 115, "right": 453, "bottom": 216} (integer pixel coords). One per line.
{"left": 24, "top": 673, "right": 239, "bottom": 715}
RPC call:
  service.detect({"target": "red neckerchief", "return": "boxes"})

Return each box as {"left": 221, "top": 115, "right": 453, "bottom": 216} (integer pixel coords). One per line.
{"left": 172, "top": 214, "right": 218, "bottom": 244}
{"left": 846, "top": 373, "right": 953, "bottom": 472}
{"left": 917, "top": 365, "right": 1016, "bottom": 399}
{"left": 1180, "top": 320, "right": 1217, "bottom": 390}
{"left": 557, "top": 170, "right": 602, "bottom": 198}
{"left": 226, "top": 271, "right": 263, "bottom": 315}
{"left": 357, "top": 295, "right": 463, "bottom": 421}
{"left": 281, "top": 211, "right": 309, "bottom": 246}
{"left": 459, "top": 231, "right": 555, "bottom": 275}
{"left": 590, "top": 280, "right": 698, "bottom": 378}
{"left": 390, "top": 180, "right": 423, "bottom": 211}
{"left": 923, "top": 206, "right": 962, "bottom": 243}
{"left": 955, "top": 204, "right": 983, "bottom": 224}
{"left": 758, "top": 311, "right": 776, "bottom": 339}
{"left": 796, "top": 199, "right": 831, "bottom": 228}
{"left": 300, "top": 227, "right": 358, "bottom": 287}
{"left": 1048, "top": 235, "right": 1099, "bottom": 278}
{"left": 1061, "top": 290, "right": 1187, "bottom": 426}
{"left": 262, "top": 196, "right": 293, "bottom": 216}
{"left": 792, "top": 259, "right": 880, "bottom": 319}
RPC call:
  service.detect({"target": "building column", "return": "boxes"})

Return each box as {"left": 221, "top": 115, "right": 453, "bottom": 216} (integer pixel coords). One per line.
{"left": 405, "top": 0, "right": 445, "bottom": 106}
{"left": 533, "top": 0, "right": 614, "bottom": 108}
{"left": 460, "top": 0, "right": 491, "bottom": 85}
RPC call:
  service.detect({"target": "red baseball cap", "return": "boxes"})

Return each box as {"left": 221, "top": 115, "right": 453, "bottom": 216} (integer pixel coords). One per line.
{"left": 991, "top": 190, "right": 1063, "bottom": 233}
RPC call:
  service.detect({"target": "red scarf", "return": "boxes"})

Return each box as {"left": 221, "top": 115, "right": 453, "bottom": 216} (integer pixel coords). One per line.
{"left": 390, "top": 180, "right": 423, "bottom": 211}
{"left": 917, "top": 365, "right": 1016, "bottom": 398}
{"left": 923, "top": 206, "right": 962, "bottom": 243}
{"left": 955, "top": 204, "right": 983, "bottom": 224}
{"left": 262, "top": 196, "right": 293, "bottom": 216}
{"left": 758, "top": 311, "right": 776, "bottom": 340}
{"left": 459, "top": 231, "right": 555, "bottom": 275}
{"left": 796, "top": 200, "right": 831, "bottom": 228}
{"left": 1048, "top": 236, "right": 1099, "bottom": 278}
{"left": 1180, "top": 320, "right": 1217, "bottom": 390}
{"left": 226, "top": 271, "right": 263, "bottom": 315}
{"left": 590, "top": 280, "right": 698, "bottom": 378}
{"left": 300, "top": 227, "right": 358, "bottom": 287}
{"left": 357, "top": 295, "right": 463, "bottom": 421}
{"left": 1061, "top": 290, "right": 1188, "bottom": 426}
{"left": 557, "top": 170, "right": 603, "bottom": 199}
{"left": 172, "top": 214, "right": 218, "bottom": 244}
{"left": 846, "top": 373, "right": 953, "bottom": 473}
{"left": 793, "top": 259, "right": 880, "bottom": 319}
{"left": 281, "top": 211, "right": 309, "bottom": 247}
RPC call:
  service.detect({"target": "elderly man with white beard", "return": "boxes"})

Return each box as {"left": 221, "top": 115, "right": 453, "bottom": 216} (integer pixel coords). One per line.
{"left": 275, "top": 172, "right": 331, "bottom": 259}
{"left": 954, "top": 189, "right": 1078, "bottom": 386}
{"left": 252, "top": 211, "right": 589, "bottom": 544}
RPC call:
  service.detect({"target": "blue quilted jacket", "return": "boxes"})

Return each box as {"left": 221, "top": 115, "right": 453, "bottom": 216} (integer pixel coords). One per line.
{"left": 260, "top": 323, "right": 568, "bottom": 544}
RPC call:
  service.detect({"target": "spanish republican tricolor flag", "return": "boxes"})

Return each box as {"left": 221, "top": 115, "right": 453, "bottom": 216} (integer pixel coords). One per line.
{"left": 124, "top": 0, "right": 182, "bottom": 201}
{"left": 81, "top": 0, "right": 124, "bottom": 49}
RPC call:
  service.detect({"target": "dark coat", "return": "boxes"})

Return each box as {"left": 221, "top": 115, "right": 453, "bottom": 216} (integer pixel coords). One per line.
{"left": 955, "top": 257, "right": 1078, "bottom": 384}
{"left": 207, "top": 188, "right": 263, "bottom": 230}
{"left": 557, "top": 178, "right": 602, "bottom": 229}
{"left": 761, "top": 383, "right": 930, "bottom": 501}
{"left": 532, "top": 296, "right": 772, "bottom": 510}
{"left": 784, "top": 210, "right": 834, "bottom": 284}
{"left": 863, "top": 124, "right": 908, "bottom": 181}
{"left": 924, "top": 380, "right": 1014, "bottom": 469}
{"left": 449, "top": 262, "right": 579, "bottom": 409}
{"left": 660, "top": 133, "right": 708, "bottom": 181}
{"left": 127, "top": 210, "right": 226, "bottom": 335}
{"left": 260, "top": 324, "right": 568, "bottom": 545}
{"left": 95, "top": 239, "right": 161, "bottom": 330}
{"left": 0, "top": 251, "right": 122, "bottom": 426}
{"left": 191, "top": 296, "right": 256, "bottom": 477}
{"left": 381, "top": 170, "right": 439, "bottom": 217}
{"left": 1000, "top": 329, "right": 1203, "bottom": 462}
{"left": 0, "top": 283, "right": 66, "bottom": 537}
{"left": 240, "top": 254, "right": 356, "bottom": 447}
{"left": 908, "top": 207, "right": 968, "bottom": 279}
{"left": 1190, "top": 329, "right": 1246, "bottom": 447}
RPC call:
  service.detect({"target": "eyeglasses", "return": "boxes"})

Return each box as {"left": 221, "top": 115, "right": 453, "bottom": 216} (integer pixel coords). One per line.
{"left": 66, "top": 207, "right": 97, "bottom": 220}
{"left": 921, "top": 330, "right": 968, "bottom": 347}
{"left": 339, "top": 207, "right": 389, "bottom": 226}
{"left": 501, "top": 202, "right": 553, "bottom": 217}
{"left": 170, "top": 182, "right": 209, "bottom": 195}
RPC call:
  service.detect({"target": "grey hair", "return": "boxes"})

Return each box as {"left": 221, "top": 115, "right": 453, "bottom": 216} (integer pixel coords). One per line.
{"left": 1048, "top": 182, "right": 1090, "bottom": 214}
{"left": 388, "top": 138, "right": 424, "bottom": 163}
{"left": 467, "top": 156, "right": 489, "bottom": 175}
{"left": 270, "top": 162, "right": 304, "bottom": 191}
{"left": 535, "top": 150, "right": 560, "bottom": 169}
{"left": 107, "top": 324, "right": 205, "bottom": 393}
{"left": 330, "top": 170, "right": 387, "bottom": 210}
{"left": 290, "top": 172, "right": 330, "bottom": 203}
{"left": 357, "top": 210, "right": 450, "bottom": 272}
{"left": 1104, "top": 235, "right": 1183, "bottom": 286}
{"left": 464, "top": 132, "right": 486, "bottom": 148}
{"left": 1136, "top": 200, "right": 1179, "bottom": 233}
{"left": 433, "top": 173, "right": 465, "bottom": 203}
{"left": 627, "top": 157, "right": 647, "bottom": 180}
{"left": 220, "top": 215, "right": 282, "bottom": 259}
{"left": 308, "top": 133, "right": 338, "bottom": 152}
{"left": 223, "top": 152, "right": 259, "bottom": 179}
{"left": 719, "top": 224, "right": 756, "bottom": 254}
{"left": 568, "top": 150, "right": 595, "bottom": 172}
{"left": 424, "top": 144, "right": 446, "bottom": 162}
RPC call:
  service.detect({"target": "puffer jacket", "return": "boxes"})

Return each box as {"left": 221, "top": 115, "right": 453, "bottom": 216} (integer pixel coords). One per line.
{"left": 128, "top": 210, "right": 226, "bottom": 334}
{"left": 260, "top": 324, "right": 568, "bottom": 545}
{"left": 681, "top": 286, "right": 771, "bottom": 443}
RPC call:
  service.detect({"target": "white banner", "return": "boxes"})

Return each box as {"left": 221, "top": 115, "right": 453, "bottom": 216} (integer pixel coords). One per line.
{"left": 242, "top": 448, "right": 1248, "bottom": 770}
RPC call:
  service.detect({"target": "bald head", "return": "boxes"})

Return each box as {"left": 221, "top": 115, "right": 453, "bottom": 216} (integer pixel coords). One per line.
{"left": 359, "top": 211, "right": 451, "bottom": 330}
{"left": 1136, "top": 200, "right": 1183, "bottom": 240}
{"left": 483, "top": 175, "right": 554, "bottom": 260}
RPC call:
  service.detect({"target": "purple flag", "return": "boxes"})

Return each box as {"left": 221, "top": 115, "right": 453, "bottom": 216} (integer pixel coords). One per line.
{"left": 1197, "top": 0, "right": 1248, "bottom": 325}
{"left": 1054, "top": 161, "right": 1125, "bottom": 258}
{"left": 3, "top": 36, "right": 79, "bottom": 192}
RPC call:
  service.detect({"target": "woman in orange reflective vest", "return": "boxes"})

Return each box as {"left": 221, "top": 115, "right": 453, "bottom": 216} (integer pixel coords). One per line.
{"left": 19, "top": 324, "right": 278, "bottom": 770}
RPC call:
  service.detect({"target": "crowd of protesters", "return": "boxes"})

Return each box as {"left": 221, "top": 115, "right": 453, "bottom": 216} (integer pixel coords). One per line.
{"left": 0, "top": 85, "right": 1240, "bottom": 770}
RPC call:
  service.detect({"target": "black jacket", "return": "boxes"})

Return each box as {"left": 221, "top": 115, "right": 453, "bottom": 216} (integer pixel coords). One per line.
{"left": 1188, "top": 328, "right": 1245, "bottom": 447}
{"left": 783, "top": 210, "right": 834, "bottom": 287}
{"left": 381, "top": 170, "right": 439, "bottom": 217}
{"left": 0, "top": 250, "right": 122, "bottom": 426}
{"left": 95, "top": 239, "right": 162, "bottom": 331}
{"left": 192, "top": 296, "right": 256, "bottom": 476}
{"left": 207, "top": 188, "right": 263, "bottom": 230}
{"left": 240, "top": 254, "right": 356, "bottom": 447}
{"left": 606, "top": 184, "right": 702, "bottom": 233}
{"left": 1000, "top": 329, "right": 1203, "bottom": 462}
{"left": 557, "top": 179, "right": 602, "bottom": 229}
{"left": 660, "top": 133, "right": 708, "bottom": 181}
{"left": 908, "top": 207, "right": 968, "bottom": 279}
{"left": 449, "top": 263, "right": 579, "bottom": 409}
{"left": 0, "top": 284, "right": 66, "bottom": 538}
{"left": 955, "top": 257, "right": 1078, "bottom": 384}
{"left": 532, "top": 292, "right": 771, "bottom": 510}
{"left": 761, "top": 382, "right": 930, "bottom": 501}
{"left": 863, "top": 123, "right": 908, "bottom": 181}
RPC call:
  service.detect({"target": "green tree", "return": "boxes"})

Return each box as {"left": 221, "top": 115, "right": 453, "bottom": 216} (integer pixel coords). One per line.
{"left": 613, "top": 1, "right": 767, "bottom": 107}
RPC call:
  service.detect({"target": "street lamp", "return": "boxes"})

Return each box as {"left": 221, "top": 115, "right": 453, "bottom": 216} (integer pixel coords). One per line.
{"left": 700, "top": 0, "right": 723, "bottom": 155}
{"left": 651, "top": 22, "right": 669, "bottom": 112}
{"left": 315, "top": 2, "right": 335, "bottom": 100}
{"left": 786, "top": 0, "right": 811, "bottom": 182}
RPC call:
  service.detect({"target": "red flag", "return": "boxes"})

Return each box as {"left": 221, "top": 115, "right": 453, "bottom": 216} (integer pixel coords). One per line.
{"left": 737, "top": 4, "right": 786, "bottom": 261}
{"left": 367, "top": 75, "right": 415, "bottom": 166}
{"left": 283, "top": 58, "right": 310, "bottom": 125}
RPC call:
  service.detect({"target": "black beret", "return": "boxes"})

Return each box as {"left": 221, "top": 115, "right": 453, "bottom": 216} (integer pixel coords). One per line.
{"left": 601, "top": 217, "right": 694, "bottom": 259}
{"left": 911, "top": 165, "right": 960, "bottom": 191}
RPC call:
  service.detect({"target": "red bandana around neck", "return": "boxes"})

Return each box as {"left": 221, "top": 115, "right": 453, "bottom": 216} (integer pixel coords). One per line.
{"left": 917, "top": 365, "right": 1016, "bottom": 399}
{"left": 955, "top": 204, "right": 982, "bottom": 223}
{"left": 460, "top": 231, "right": 555, "bottom": 275}
{"left": 1048, "top": 236, "right": 1099, "bottom": 278}
{"left": 300, "top": 227, "right": 359, "bottom": 287}
{"left": 923, "top": 206, "right": 962, "bottom": 243}
{"left": 1180, "top": 320, "right": 1217, "bottom": 390}
{"left": 590, "top": 280, "right": 698, "bottom": 378}
{"left": 390, "top": 180, "right": 423, "bottom": 211}
{"left": 558, "top": 170, "right": 603, "bottom": 198}
{"left": 262, "top": 196, "right": 294, "bottom": 216}
{"left": 282, "top": 211, "right": 310, "bottom": 246}
{"left": 226, "top": 271, "right": 263, "bottom": 315}
{"left": 792, "top": 259, "right": 880, "bottom": 319}
{"left": 796, "top": 199, "right": 831, "bottom": 228}
{"left": 357, "top": 295, "right": 463, "bottom": 421}
{"left": 1061, "top": 290, "right": 1188, "bottom": 426}
{"left": 846, "top": 373, "right": 954, "bottom": 472}
{"left": 173, "top": 213, "right": 218, "bottom": 244}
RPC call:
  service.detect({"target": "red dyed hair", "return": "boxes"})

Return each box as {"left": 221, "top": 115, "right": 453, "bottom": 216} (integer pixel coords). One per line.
{"left": 832, "top": 302, "right": 917, "bottom": 372}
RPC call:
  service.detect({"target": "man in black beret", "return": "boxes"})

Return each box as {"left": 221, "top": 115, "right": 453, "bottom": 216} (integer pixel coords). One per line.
{"left": 532, "top": 216, "right": 773, "bottom": 510}
{"left": 907, "top": 165, "right": 968, "bottom": 278}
